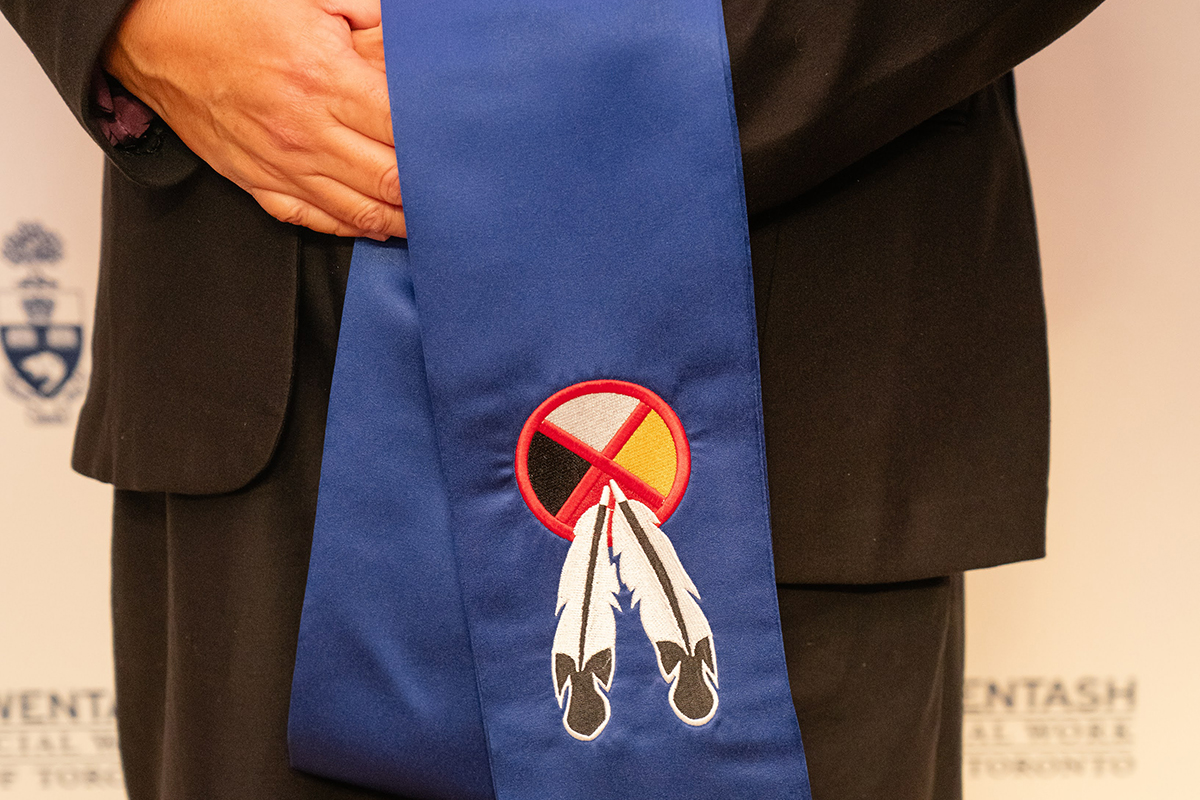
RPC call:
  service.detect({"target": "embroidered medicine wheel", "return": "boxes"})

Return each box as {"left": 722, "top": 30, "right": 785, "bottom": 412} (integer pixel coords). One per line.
{"left": 516, "top": 379, "right": 690, "bottom": 540}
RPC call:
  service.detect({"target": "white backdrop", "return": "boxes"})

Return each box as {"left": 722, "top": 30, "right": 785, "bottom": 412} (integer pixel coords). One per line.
{"left": 1, "top": 1, "right": 1195, "bottom": 797}
{"left": 963, "top": 1, "right": 1200, "bottom": 797}
{"left": 0, "top": 15, "right": 117, "bottom": 797}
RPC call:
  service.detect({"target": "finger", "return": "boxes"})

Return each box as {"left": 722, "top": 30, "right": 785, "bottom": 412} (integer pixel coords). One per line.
{"left": 285, "top": 174, "right": 407, "bottom": 238}
{"left": 329, "top": 57, "right": 395, "bottom": 146}
{"left": 312, "top": 125, "right": 402, "bottom": 206}
{"left": 250, "top": 188, "right": 394, "bottom": 241}
{"left": 326, "top": 0, "right": 382, "bottom": 31}
{"left": 351, "top": 26, "right": 386, "bottom": 72}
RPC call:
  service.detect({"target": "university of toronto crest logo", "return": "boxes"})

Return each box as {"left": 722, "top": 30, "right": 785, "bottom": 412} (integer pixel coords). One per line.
{"left": 515, "top": 380, "right": 718, "bottom": 741}
{"left": 1, "top": 222, "right": 87, "bottom": 424}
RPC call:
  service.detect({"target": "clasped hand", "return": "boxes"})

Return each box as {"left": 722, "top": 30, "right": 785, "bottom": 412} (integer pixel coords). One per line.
{"left": 104, "top": 0, "right": 403, "bottom": 239}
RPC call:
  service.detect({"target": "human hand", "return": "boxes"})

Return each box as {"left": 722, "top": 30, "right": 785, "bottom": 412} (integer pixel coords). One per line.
{"left": 103, "top": 0, "right": 403, "bottom": 239}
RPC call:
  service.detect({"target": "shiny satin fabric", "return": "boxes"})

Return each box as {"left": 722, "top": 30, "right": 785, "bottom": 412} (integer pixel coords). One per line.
{"left": 289, "top": 0, "right": 810, "bottom": 797}
{"left": 288, "top": 241, "right": 494, "bottom": 800}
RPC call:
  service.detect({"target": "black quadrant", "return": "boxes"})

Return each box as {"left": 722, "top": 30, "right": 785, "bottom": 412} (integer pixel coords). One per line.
{"left": 527, "top": 431, "right": 594, "bottom": 515}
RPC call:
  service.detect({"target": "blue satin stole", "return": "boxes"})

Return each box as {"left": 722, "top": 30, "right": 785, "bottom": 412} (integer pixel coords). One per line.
{"left": 289, "top": 1, "right": 811, "bottom": 798}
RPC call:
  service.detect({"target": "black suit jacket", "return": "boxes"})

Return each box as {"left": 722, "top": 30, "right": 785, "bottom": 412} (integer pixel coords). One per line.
{"left": 3, "top": 0, "right": 1103, "bottom": 583}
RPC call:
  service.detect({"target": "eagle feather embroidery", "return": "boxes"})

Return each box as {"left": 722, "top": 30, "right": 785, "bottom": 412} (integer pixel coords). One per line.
{"left": 608, "top": 480, "right": 718, "bottom": 726}
{"left": 551, "top": 487, "right": 621, "bottom": 740}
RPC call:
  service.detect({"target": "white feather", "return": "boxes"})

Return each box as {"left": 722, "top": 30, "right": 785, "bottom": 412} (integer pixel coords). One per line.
{"left": 609, "top": 481, "right": 719, "bottom": 725}
{"left": 552, "top": 501, "right": 620, "bottom": 681}
{"left": 550, "top": 491, "right": 620, "bottom": 740}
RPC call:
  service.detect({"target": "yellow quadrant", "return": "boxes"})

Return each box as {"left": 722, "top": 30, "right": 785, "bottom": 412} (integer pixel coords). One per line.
{"left": 613, "top": 411, "right": 677, "bottom": 496}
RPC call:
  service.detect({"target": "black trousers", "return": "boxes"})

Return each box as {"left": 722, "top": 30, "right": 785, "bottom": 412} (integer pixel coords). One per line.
{"left": 110, "top": 233, "right": 963, "bottom": 800}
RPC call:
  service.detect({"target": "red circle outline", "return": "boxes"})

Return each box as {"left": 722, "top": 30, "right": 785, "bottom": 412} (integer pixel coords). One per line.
{"left": 515, "top": 379, "right": 691, "bottom": 540}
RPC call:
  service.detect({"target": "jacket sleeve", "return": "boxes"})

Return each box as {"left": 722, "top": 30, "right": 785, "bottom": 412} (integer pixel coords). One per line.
{"left": 725, "top": 0, "right": 1105, "bottom": 214}
{"left": 1, "top": 0, "right": 200, "bottom": 188}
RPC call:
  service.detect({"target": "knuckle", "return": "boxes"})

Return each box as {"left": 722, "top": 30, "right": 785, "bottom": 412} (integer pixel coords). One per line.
{"left": 273, "top": 199, "right": 310, "bottom": 228}
{"left": 265, "top": 121, "right": 309, "bottom": 154}
{"left": 284, "top": 41, "right": 331, "bottom": 91}
{"left": 290, "top": 60, "right": 326, "bottom": 96}
{"left": 378, "top": 163, "right": 401, "bottom": 205}
{"left": 350, "top": 202, "right": 388, "bottom": 234}
{"left": 288, "top": 27, "right": 347, "bottom": 95}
